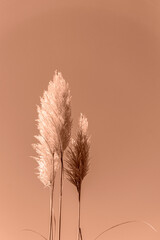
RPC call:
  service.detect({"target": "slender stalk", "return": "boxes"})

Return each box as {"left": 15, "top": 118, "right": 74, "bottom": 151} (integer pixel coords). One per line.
{"left": 22, "top": 229, "right": 47, "bottom": 240}
{"left": 49, "top": 184, "right": 54, "bottom": 240}
{"left": 59, "top": 151, "right": 64, "bottom": 240}
{"left": 49, "top": 157, "right": 55, "bottom": 240}
{"left": 93, "top": 220, "right": 157, "bottom": 240}
{"left": 78, "top": 184, "right": 83, "bottom": 240}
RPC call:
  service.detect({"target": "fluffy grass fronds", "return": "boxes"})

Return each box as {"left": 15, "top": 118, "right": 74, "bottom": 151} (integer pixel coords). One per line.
{"left": 32, "top": 71, "right": 72, "bottom": 187}
{"left": 46, "top": 71, "right": 72, "bottom": 152}
{"left": 65, "top": 113, "right": 90, "bottom": 193}
{"left": 32, "top": 148, "right": 59, "bottom": 188}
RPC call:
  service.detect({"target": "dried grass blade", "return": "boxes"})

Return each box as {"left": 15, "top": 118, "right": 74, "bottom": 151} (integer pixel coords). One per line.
{"left": 22, "top": 229, "right": 47, "bottom": 240}
{"left": 94, "top": 220, "right": 157, "bottom": 240}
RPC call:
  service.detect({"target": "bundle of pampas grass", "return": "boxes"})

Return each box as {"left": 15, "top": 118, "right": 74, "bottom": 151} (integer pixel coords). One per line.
{"left": 65, "top": 113, "right": 90, "bottom": 240}
{"left": 33, "top": 71, "right": 72, "bottom": 240}
{"left": 29, "top": 71, "right": 157, "bottom": 240}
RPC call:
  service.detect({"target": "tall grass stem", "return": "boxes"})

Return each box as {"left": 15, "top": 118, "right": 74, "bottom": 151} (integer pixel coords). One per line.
{"left": 49, "top": 183, "right": 54, "bottom": 240}
{"left": 78, "top": 184, "right": 83, "bottom": 240}
{"left": 59, "top": 152, "right": 64, "bottom": 240}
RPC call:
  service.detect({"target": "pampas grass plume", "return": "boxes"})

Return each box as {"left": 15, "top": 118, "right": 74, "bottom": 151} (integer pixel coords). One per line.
{"left": 65, "top": 113, "right": 90, "bottom": 192}
{"left": 33, "top": 71, "right": 72, "bottom": 187}
{"left": 65, "top": 113, "right": 90, "bottom": 240}
{"left": 32, "top": 71, "right": 72, "bottom": 240}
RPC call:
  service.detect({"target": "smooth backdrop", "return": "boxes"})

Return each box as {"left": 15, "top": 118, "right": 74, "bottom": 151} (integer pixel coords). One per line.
{"left": 0, "top": 0, "right": 160, "bottom": 239}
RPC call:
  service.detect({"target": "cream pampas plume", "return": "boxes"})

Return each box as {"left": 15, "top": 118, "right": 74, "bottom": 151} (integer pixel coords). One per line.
{"left": 33, "top": 71, "right": 72, "bottom": 240}
{"left": 65, "top": 114, "right": 90, "bottom": 240}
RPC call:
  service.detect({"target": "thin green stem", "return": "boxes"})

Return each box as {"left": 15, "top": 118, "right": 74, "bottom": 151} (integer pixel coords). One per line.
{"left": 59, "top": 151, "right": 64, "bottom": 240}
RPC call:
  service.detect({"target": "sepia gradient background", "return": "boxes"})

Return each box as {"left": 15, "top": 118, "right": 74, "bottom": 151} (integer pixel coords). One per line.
{"left": 0, "top": 0, "right": 160, "bottom": 239}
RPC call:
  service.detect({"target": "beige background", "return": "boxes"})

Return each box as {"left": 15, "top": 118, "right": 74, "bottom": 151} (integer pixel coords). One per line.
{"left": 0, "top": 0, "right": 160, "bottom": 239}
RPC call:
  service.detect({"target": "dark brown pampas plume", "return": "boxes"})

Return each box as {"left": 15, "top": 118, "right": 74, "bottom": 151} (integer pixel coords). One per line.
{"left": 65, "top": 114, "right": 90, "bottom": 240}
